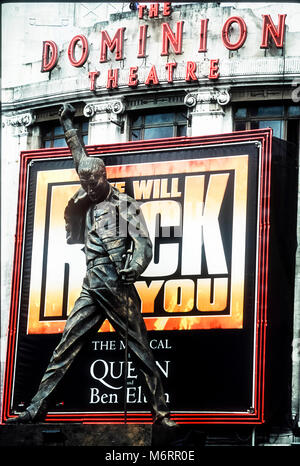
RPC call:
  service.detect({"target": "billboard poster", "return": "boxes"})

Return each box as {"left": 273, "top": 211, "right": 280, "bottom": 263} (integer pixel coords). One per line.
{"left": 2, "top": 129, "right": 272, "bottom": 424}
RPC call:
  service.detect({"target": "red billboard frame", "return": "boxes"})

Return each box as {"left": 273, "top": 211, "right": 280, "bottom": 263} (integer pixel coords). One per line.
{"left": 2, "top": 129, "right": 272, "bottom": 425}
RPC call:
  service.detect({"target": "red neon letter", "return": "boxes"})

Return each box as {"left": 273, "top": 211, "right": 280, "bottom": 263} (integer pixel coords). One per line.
{"left": 185, "top": 61, "right": 197, "bottom": 82}
{"left": 208, "top": 59, "right": 220, "bottom": 80}
{"left": 68, "top": 35, "right": 89, "bottom": 67}
{"left": 145, "top": 65, "right": 159, "bottom": 85}
{"left": 222, "top": 16, "right": 247, "bottom": 50}
{"left": 100, "top": 28, "right": 125, "bottom": 63}
{"left": 88, "top": 71, "right": 100, "bottom": 91}
{"left": 41, "top": 40, "right": 58, "bottom": 72}
{"left": 165, "top": 62, "right": 177, "bottom": 83}
{"left": 128, "top": 66, "right": 139, "bottom": 87}
{"left": 199, "top": 19, "right": 209, "bottom": 53}
{"left": 138, "top": 4, "right": 147, "bottom": 19}
{"left": 138, "top": 25, "right": 148, "bottom": 58}
{"left": 149, "top": 3, "right": 159, "bottom": 18}
{"left": 106, "top": 69, "right": 119, "bottom": 89}
{"left": 163, "top": 2, "right": 172, "bottom": 16}
{"left": 161, "top": 21, "right": 184, "bottom": 55}
{"left": 260, "top": 14, "right": 286, "bottom": 48}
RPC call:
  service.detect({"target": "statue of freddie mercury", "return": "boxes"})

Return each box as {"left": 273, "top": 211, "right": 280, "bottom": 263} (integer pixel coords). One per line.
{"left": 7, "top": 103, "right": 177, "bottom": 429}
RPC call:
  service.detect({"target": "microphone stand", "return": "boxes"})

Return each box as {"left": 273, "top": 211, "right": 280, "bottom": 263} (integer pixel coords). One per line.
{"left": 121, "top": 241, "right": 134, "bottom": 425}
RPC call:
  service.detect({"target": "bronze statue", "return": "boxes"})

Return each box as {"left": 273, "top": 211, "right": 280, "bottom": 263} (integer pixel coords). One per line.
{"left": 7, "top": 103, "right": 177, "bottom": 429}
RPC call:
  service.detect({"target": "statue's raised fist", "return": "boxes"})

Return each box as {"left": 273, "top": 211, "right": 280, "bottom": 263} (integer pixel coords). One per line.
{"left": 59, "top": 103, "right": 76, "bottom": 121}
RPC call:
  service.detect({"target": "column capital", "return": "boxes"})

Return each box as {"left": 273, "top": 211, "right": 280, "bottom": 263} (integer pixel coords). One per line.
{"left": 4, "top": 111, "right": 36, "bottom": 136}
{"left": 184, "top": 88, "right": 231, "bottom": 108}
{"left": 83, "top": 99, "right": 126, "bottom": 118}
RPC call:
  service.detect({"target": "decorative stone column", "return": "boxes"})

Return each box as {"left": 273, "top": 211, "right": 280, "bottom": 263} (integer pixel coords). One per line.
{"left": 1, "top": 110, "right": 36, "bottom": 385}
{"left": 292, "top": 141, "right": 300, "bottom": 432}
{"left": 184, "top": 87, "right": 232, "bottom": 137}
{"left": 83, "top": 99, "right": 126, "bottom": 145}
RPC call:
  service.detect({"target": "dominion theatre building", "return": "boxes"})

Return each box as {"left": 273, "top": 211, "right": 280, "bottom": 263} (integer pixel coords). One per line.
{"left": 1, "top": 2, "right": 300, "bottom": 447}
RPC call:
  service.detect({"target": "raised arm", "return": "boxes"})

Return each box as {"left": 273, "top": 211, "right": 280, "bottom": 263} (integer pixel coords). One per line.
{"left": 58, "top": 103, "right": 88, "bottom": 172}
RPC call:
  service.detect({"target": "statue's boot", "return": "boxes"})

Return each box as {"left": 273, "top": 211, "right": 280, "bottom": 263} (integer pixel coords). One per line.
{"left": 5, "top": 400, "right": 48, "bottom": 424}
{"left": 6, "top": 410, "right": 33, "bottom": 424}
{"left": 153, "top": 415, "right": 179, "bottom": 429}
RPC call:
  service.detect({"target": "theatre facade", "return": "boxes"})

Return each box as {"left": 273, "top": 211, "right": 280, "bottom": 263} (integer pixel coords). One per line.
{"left": 1, "top": 2, "right": 300, "bottom": 446}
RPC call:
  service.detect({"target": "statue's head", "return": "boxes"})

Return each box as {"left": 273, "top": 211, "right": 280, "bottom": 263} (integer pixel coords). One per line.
{"left": 78, "top": 157, "right": 109, "bottom": 202}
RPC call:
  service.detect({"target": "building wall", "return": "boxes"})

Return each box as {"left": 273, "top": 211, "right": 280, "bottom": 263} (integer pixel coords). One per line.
{"left": 1, "top": 2, "right": 300, "bottom": 439}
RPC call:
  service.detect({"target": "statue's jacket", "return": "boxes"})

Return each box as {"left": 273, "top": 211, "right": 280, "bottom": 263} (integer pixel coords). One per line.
{"left": 64, "top": 185, "right": 153, "bottom": 288}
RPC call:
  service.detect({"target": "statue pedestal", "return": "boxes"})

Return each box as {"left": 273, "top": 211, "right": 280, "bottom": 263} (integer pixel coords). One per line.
{"left": 0, "top": 423, "right": 152, "bottom": 447}
{"left": 0, "top": 422, "right": 206, "bottom": 447}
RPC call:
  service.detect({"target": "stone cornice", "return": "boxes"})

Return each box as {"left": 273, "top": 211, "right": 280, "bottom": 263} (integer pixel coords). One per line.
{"left": 1, "top": 62, "right": 299, "bottom": 113}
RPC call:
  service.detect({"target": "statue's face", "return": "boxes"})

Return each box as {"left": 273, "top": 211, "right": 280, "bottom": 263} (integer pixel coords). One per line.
{"left": 79, "top": 166, "right": 109, "bottom": 202}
